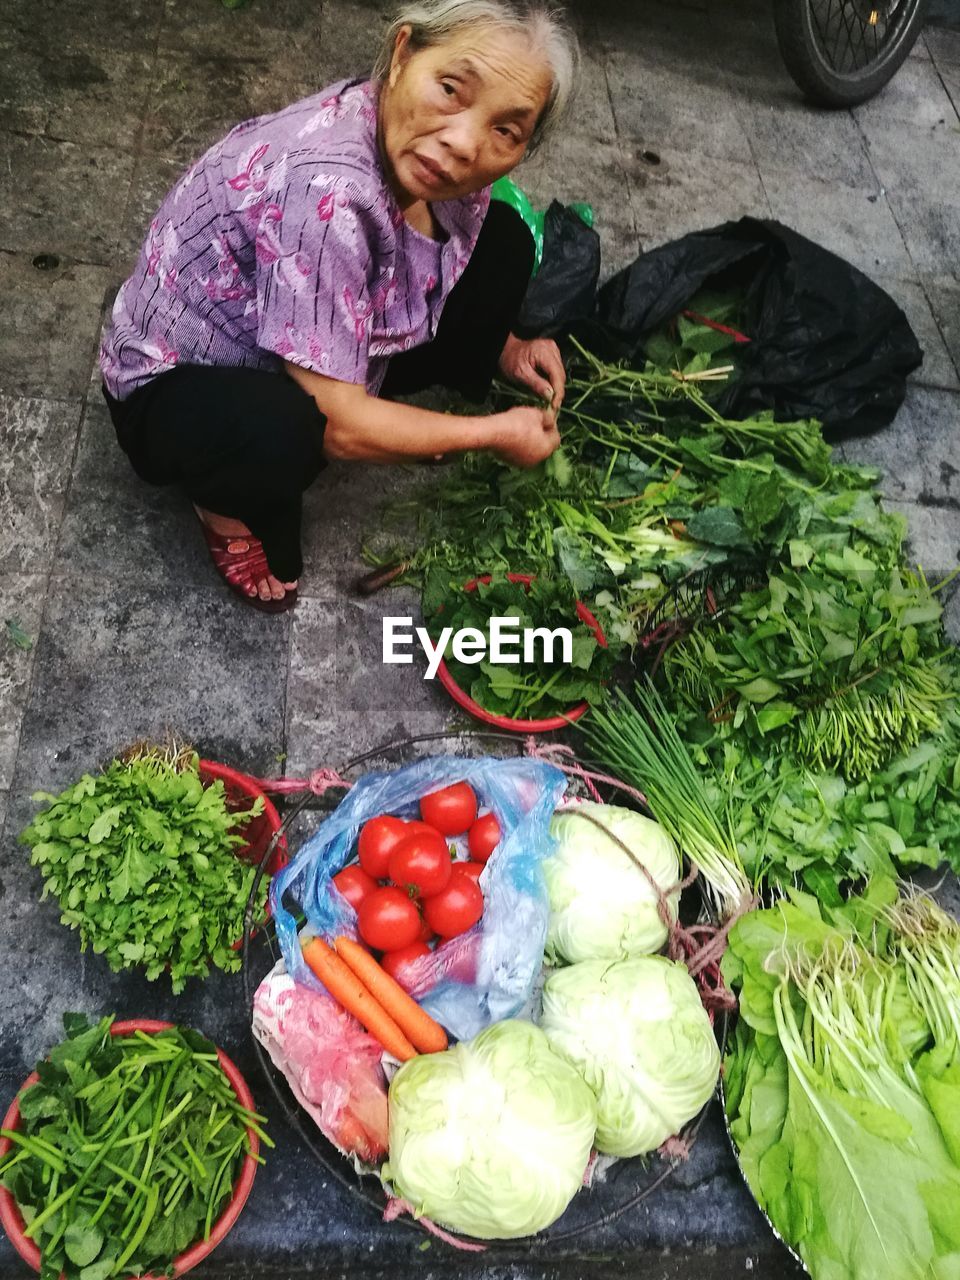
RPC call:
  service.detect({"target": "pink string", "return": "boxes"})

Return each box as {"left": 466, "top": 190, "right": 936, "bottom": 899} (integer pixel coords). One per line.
{"left": 383, "top": 1198, "right": 487, "bottom": 1251}
{"left": 658, "top": 1134, "right": 693, "bottom": 1162}
{"left": 524, "top": 738, "right": 648, "bottom": 808}
{"left": 247, "top": 767, "right": 353, "bottom": 798}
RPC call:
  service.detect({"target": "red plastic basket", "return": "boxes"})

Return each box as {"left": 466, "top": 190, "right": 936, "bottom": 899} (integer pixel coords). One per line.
{"left": 199, "top": 759, "right": 287, "bottom": 876}
{"left": 198, "top": 759, "right": 288, "bottom": 945}
{"left": 0, "top": 1020, "right": 259, "bottom": 1278}
{"left": 434, "top": 573, "right": 608, "bottom": 734}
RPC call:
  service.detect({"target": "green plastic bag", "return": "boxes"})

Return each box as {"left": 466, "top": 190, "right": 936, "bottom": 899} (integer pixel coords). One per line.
{"left": 491, "top": 177, "right": 593, "bottom": 274}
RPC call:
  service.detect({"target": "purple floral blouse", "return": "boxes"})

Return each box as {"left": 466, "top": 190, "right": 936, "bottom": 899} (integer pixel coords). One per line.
{"left": 100, "top": 79, "right": 490, "bottom": 401}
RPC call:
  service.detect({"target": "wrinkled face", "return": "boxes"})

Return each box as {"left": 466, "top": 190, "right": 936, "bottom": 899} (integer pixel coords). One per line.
{"left": 378, "top": 24, "right": 554, "bottom": 206}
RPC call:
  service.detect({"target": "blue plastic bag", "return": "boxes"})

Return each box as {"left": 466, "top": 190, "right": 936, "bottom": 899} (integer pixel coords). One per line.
{"left": 270, "top": 756, "right": 566, "bottom": 1042}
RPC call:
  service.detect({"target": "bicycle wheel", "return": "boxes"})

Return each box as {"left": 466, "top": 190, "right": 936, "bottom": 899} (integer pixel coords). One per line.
{"left": 774, "top": 0, "right": 929, "bottom": 106}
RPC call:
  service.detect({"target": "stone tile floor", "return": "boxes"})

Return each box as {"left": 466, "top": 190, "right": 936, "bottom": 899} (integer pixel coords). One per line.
{"left": 1, "top": 0, "right": 959, "bottom": 1274}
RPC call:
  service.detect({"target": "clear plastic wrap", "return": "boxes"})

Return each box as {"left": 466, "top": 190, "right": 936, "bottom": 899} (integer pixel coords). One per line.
{"left": 270, "top": 756, "right": 566, "bottom": 1042}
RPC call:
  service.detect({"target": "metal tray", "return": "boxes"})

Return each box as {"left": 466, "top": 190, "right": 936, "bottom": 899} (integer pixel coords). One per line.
{"left": 240, "top": 728, "right": 729, "bottom": 1250}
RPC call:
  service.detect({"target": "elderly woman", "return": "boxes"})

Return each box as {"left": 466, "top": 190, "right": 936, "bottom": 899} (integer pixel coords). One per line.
{"left": 99, "top": 0, "right": 578, "bottom": 612}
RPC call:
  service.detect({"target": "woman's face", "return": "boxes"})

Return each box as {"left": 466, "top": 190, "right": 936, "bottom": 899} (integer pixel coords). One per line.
{"left": 379, "top": 24, "right": 554, "bottom": 206}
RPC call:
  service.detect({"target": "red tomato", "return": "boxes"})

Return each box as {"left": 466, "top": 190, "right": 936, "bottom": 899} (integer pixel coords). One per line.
{"left": 417, "top": 917, "right": 438, "bottom": 945}
{"left": 420, "top": 782, "right": 478, "bottom": 836}
{"left": 468, "top": 812, "right": 501, "bottom": 863}
{"left": 424, "top": 870, "right": 484, "bottom": 939}
{"left": 388, "top": 830, "right": 453, "bottom": 899}
{"left": 357, "top": 815, "right": 407, "bottom": 879}
{"left": 404, "top": 819, "right": 446, "bottom": 840}
{"left": 455, "top": 861, "right": 485, "bottom": 887}
{"left": 357, "top": 886, "right": 422, "bottom": 951}
{"left": 332, "top": 864, "right": 378, "bottom": 910}
{"left": 381, "top": 941, "right": 432, "bottom": 989}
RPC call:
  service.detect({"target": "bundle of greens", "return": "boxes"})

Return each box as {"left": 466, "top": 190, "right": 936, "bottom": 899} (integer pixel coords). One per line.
{"left": 663, "top": 557, "right": 951, "bottom": 782}
{"left": 583, "top": 681, "right": 753, "bottom": 921}
{"left": 0, "top": 1014, "right": 270, "bottom": 1279}
{"left": 723, "top": 878, "right": 960, "bottom": 1280}
{"left": 20, "top": 747, "right": 267, "bottom": 993}
{"left": 670, "top": 647, "right": 960, "bottom": 898}
{"left": 424, "top": 571, "right": 619, "bottom": 720}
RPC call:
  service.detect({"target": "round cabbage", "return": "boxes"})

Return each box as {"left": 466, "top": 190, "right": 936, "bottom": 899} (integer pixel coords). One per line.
{"left": 382, "top": 1020, "right": 597, "bottom": 1239}
{"left": 545, "top": 803, "right": 680, "bottom": 964}
{"left": 540, "top": 956, "right": 720, "bottom": 1157}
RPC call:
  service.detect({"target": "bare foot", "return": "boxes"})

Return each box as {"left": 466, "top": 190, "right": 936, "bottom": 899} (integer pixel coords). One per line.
{"left": 194, "top": 506, "right": 298, "bottom": 601}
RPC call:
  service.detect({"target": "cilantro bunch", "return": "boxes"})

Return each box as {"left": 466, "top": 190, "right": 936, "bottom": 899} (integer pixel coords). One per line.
{"left": 21, "top": 749, "right": 267, "bottom": 993}
{"left": 0, "top": 1014, "right": 270, "bottom": 1279}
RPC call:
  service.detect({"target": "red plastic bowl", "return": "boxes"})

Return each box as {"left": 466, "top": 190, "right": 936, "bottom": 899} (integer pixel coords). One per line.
{"left": 0, "top": 1020, "right": 260, "bottom": 1278}
{"left": 435, "top": 573, "right": 608, "bottom": 734}
{"left": 198, "top": 759, "right": 287, "bottom": 876}
{"left": 198, "top": 759, "right": 288, "bottom": 946}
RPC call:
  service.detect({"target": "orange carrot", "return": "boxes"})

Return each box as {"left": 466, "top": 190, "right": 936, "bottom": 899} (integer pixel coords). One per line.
{"left": 334, "top": 935, "right": 448, "bottom": 1054}
{"left": 301, "top": 937, "right": 417, "bottom": 1061}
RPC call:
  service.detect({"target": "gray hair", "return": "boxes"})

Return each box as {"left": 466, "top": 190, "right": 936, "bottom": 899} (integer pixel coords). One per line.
{"left": 372, "top": 0, "right": 580, "bottom": 150}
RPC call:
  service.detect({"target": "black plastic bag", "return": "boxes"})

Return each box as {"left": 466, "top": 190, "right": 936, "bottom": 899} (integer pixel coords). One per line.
{"left": 515, "top": 201, "right": 601, "bottom": 338}
{"left": 577, "top": 217, "right": 922, "bottom": 441}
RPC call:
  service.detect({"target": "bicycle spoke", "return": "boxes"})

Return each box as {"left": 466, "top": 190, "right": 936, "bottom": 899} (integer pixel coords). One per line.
{"left": 808, "top": 0, "right": 912, "bottom": 74}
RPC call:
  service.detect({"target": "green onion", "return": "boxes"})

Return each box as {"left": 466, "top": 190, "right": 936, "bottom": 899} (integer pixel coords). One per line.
{"left": 584, "top": 679, "right": 753, "bottom": 919}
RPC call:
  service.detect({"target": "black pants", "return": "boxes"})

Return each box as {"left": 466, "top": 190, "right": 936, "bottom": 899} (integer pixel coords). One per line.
{"left": 102, "top": 202, "right": 534, "bottom": 582}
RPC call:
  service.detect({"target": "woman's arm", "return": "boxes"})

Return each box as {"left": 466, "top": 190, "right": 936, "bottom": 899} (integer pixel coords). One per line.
{"left": 284, "top": 361, "right": 560, "bottom": 467}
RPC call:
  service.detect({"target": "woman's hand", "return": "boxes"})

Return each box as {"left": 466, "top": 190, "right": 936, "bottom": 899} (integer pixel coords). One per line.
{"left": 498, "top": 334, "right": 566, "bottom": 413}
{"left": 490, "top": 405, "right": 561, "bottom": 468}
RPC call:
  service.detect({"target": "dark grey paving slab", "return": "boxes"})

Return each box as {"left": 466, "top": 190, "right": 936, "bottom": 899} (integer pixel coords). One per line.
{"left": 159, "top": 0, "right": 322, "bottom": 59}
{"left": 604, "top": 54, "right": 755, "bottom": 165}
{"left": 942, "top": 60, "right": 960, "bottom": 114}
{"left": 300, "top": 456, "right": 427, "bottom": 598}
{"left": 734, "top": 90, "right": 877, "bottom": 189}
{"left": 285, "top": 591, "right": 458, "bottom": 775}
{"left": 926, "top": 23, "right": 960, "bottom": 66}
{"left": 565, "top": 47, "right": 620, "bottom": 144}
{"left": 624, "top": 146, "right": 770, "bottom": 249}
{"left": 0, "top": 251, "right": 117, "bottom": 399}
{"left": 141, "top": 50, "right": 322, "bottom": 167}
{"left": 875, "top": 275, "right": 960, "bottom": 389}
{"left": 56, "top": 393, "right": 218, "bottom": 588}
{"left": 860, "top": 115, "right": 960, "bottom": 204}
{"left": 312, "top": 0, "right": 391, "bottom": 84}
{"left": 759, "top": 168, "right": 913, "bottom": 279}
{"left": 927, "top": 275, "right": 960, "bottom": 370}
{"left": 883, "top": 498, "right": 960, "bottom": 578}
{"left": 840, "top": 386, "right": 960, "bottom": 505}
{"left": 853, "top": 54, "right": 960, "bottom": 127}
{"left": 0, "top": 0, "right": 163, "bottom": 53}
{"left": 859, "top": 115, "right": 960, "bottom": 273}
{"left": 0, "top": 575, "right": 45, "bottom": 791}
{"left": 0, "top": 42, "right": 154, "bottom": 149}
{"left": 0, "top": 133, "right": 136, "bottom": 264}
{"left": 0, "top": 395, "right": 82, "bottom": 573}
{"left": 886, "top": 192, "right": 960, "bottom": 277}
{"left": 10, "top": 579, "right": 289, "bottom": 793}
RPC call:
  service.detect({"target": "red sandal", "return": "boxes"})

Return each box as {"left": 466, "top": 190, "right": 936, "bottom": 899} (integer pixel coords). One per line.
{"left": 195, "top": 514, "right": 298, "bottom": 614}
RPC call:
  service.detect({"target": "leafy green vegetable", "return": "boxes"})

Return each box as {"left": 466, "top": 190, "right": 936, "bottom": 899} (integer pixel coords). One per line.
{"left": 583, "top": 681, "right": 753, "bottom": 920}
{"left": 540, "top": 956, "right": 720, "bottom": 1156}
{"left": 383, "top": 1020, "right": 597, "bottom": 1239}
{"left": 5, "top": 616, "right": 32, "bottom": 650}
{"left": 0, "top": 1014, "right": 270, "bottom": 1280}
{"left": 723, "top": 882, "right": 960, "bottom": 1280}
{"left": 426, "top": 572, "right": 619, "bottom": 719}
{"left": 20, "top": 748, "right": 267, "bottom": 993}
